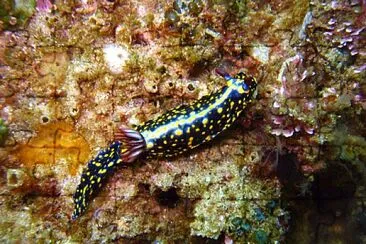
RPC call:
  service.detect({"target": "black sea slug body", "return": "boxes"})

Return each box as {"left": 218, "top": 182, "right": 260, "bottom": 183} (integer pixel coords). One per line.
{"left": 72, "top": 70, "right": 257, "bottom": 219}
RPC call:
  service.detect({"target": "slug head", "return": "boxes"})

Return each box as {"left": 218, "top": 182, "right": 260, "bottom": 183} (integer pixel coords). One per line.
{"left": 216, "top": 69, "right": 257, "bottom": 98}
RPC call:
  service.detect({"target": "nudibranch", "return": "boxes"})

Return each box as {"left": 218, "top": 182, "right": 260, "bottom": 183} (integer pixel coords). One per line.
{"left": 72, "top": 70, "right": 257, "bottom": 219}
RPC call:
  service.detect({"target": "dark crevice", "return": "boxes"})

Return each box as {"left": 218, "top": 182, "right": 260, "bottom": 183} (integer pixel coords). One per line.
{"left": 155, "top": 187, "right": 180, "bottom": 208}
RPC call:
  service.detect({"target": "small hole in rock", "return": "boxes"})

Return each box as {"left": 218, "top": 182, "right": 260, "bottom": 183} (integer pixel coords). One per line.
{"left": 8, "top": 173, "right": 18, "bottom": 185}
{"left": 187, "top": 83, "right": 195, "bottom": 91}
{"left": 138, "top": 183, "right": 150, "bottom": 194}
{"left": 41, "top": 117, "right": 49, "bottom": 123}
{"left": 155, "top": 187, "right": 179, "bottom": 208}
{"left": 168, "top": 82, "right": 174, "bottom": 87}
{"left": 157, "top": 66, "right": 167, "bottom": 74}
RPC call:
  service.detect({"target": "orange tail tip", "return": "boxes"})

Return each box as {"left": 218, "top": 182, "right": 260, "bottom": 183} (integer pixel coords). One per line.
{"left": 114, "top": 126, "right": 146, "bottom": 163}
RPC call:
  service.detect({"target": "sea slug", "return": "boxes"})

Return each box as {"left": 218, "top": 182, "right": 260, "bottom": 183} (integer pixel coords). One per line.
{"left": 72, "top": 70, "right": 257, "bottom": 219}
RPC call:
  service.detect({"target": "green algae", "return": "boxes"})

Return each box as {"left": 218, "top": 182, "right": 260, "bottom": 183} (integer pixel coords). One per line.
{"left": 0, "top": 119, "right": 8, "bottom": 146}
{"left": 326, "top": 129, "right": 366, "bottom": 163}
{"left": 255, "top": 229, "right": 269, "bottom": 244}
{"left": 0, "top": 0, "right": 36, "bottom": 30}
{"left": 229, "top": 0, "right": 248, "bottom": 20}
{"left": 185, "top": 160, "right": 286, "bottom": 241}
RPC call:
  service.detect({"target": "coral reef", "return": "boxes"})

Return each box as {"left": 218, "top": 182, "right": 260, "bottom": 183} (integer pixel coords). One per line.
{"left": 0, "top": 0, "right": 365, "bottom": 242}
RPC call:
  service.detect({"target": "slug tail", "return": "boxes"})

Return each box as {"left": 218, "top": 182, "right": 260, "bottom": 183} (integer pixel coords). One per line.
{"left": 72, "top": 141, "right": 123, "bottom": 220}
{"left": 72, "top": 127, "right": 146, "bottom": 220}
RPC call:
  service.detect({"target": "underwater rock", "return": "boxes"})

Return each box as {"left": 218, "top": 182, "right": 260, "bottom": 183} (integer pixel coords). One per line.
{"left": 0, "top": 0, "right": 365, "bottom": 242}
{"left": 6, "top": 168, "right": 30, "bottom": 189}
{"left": 103, "top": 43, "right": 130, "bottom": 75}
{"left": 0, "top": 119, "right": 8, "bottom": 145}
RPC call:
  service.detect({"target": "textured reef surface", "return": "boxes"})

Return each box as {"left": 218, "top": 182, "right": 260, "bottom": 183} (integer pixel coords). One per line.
{"left": 0, "top": 0, "right": 365, "bottom": 242}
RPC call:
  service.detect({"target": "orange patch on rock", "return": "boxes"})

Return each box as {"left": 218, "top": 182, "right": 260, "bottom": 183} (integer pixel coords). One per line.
{"left": 14, "top": 122, "right": 90, "bottom": 175}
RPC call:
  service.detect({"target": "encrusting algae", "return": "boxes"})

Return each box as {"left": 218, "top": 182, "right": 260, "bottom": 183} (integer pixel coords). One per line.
{"left": 0, "top": 0, "right": 365, "bottom": 242}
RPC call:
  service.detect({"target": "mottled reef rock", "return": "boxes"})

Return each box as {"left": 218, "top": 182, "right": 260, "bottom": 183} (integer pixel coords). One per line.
{"left": 0, "top": 0, "right": 365, "bottom": 242}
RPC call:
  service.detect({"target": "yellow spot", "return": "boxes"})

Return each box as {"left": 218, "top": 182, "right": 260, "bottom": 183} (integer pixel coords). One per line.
{"left": 108, "top": 161, "right": 114, "bottom": 167}
{"left": 147, "top": 142, "right": 154, "bottom": 149}
{"left": 170, "top": 135, "right": 174, "bottom": 139}
{"left": 163, "top": 140, "right": 167, "bottom": 144}
{"left": 95, "top": 162, "right": 101, "bottom": 167}
{"left": 230, "top": 101, "right": 234, "bottom": 108}
{"left": 202, "top": 118, "right": 208, "bottom": 125}
{"left": 238, "top": 87, "right": 245, "bottom": 94}
{"left": 172, "top": 143, "right": 177, "bottom": 147}
{"left": 98, "top": 168, "right": 107, "bottom": 174}
{"left": 175, "top": 129, "right": 183, "bottom": 136}
{"left": 195, "top": 128, "right": 200, "bottom": 132}
{"left": 97, "top": 177, "right": 101, "bottom": 183}
{"left": 205, "top": 135, "right": 211, "bottom": 141}
{"left": 86, "top": 172, "right": 90, "bottom": 176}
{"left": 218, "top": 107, "right": 223, "bottom": 114}
{"left": 187, "top": 127, "right": 191, "bottom": 133}
{"left": 202, "top": 131, "right": 206, "bottom": 135}
{"left": 209, "top": 125, "right": 214, "bottom": 130}
{"left": 236, "top": 111, "right": 241, "bottom": 117}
